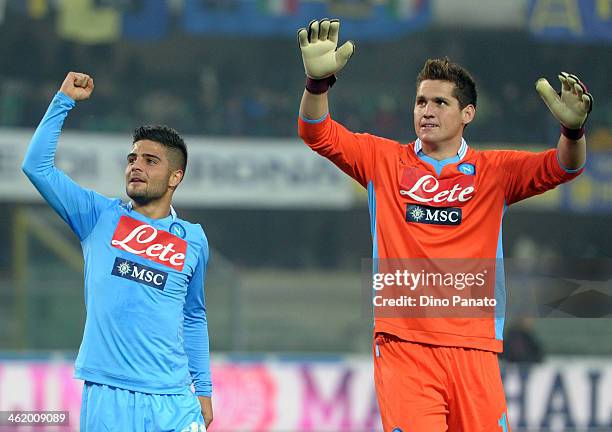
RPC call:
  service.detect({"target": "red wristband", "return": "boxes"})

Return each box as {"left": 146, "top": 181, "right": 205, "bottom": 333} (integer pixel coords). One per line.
{"left": 305, "top": 75, "right": 336, "bottom": 95}
{"left": 561, "top": 125, "right": 585, "bottom": 140}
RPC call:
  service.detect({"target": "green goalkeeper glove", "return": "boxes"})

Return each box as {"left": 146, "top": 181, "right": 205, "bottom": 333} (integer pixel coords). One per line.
{"left": 536, "top": 72, "right": 593, "bottom": 139}
{"left": 298, "top": 19, "right": 355, "bottom": 93}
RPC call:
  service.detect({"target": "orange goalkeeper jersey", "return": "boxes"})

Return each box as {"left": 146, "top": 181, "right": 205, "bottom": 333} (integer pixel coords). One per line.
{"left": 299, "top": 114, "right": 582, "bottom": 352}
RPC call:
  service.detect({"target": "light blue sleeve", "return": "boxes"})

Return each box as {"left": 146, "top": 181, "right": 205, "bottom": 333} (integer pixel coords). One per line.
{"left": 183, "top": 231, "right": 212, "bottom": 397}
{"left": 22, "top": 92, "right": 112, "bottom": 241}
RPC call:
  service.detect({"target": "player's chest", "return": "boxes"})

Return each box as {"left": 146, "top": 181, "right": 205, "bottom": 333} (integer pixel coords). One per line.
{"left": 376, "top": 158, "right": 499, "bottom": 227}
{"left": 88, "top": 214, "right": 198, "bottom": 292}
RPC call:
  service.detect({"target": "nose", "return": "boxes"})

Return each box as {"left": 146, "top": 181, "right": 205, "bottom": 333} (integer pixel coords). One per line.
{"left": 128, "top": 164, "right": 143, "bottom": 178}
{"left": 130, "top": 157, "right": 144, "bottom": 171}
{"left": 423, "top": 102, "right": 435, "bottom": 117}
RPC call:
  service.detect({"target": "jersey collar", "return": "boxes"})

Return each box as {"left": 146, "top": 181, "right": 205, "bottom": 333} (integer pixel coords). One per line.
{"left": 414, "top": 137, "right": 469, "bottom": 161}
{"left": 125, "top": 201, "right": 177, "bottom": 221}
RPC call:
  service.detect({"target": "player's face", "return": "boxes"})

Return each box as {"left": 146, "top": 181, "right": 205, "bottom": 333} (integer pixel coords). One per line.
{"left": 413, "top": 80, "right": 474, "bottom": 148}
{"left": 125, "top": 140, "right": 173, "bottom": 205}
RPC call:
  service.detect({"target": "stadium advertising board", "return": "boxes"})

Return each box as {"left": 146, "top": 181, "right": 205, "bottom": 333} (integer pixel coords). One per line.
{"left": 529, "top": 0, "right": 612, "bottom": 42}
{"left": 3, "top": 129, "right": 612, "bottom": 211}
{"left": 0, "top": 358, "right": 610, "bottom": 431}
{"left": 0, "top": 129, "right": 353, "bottom": 209}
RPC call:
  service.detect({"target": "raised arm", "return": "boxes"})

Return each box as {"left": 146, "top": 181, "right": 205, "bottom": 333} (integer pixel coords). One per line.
{"left": 299, "top": 90, "right": 329, "bottom": 122}
{"left": 22, "top": 72, "right": 94, "bottom": 180}
{"left": 22, "top": 72, "right": 110, "bottom": 241}
{"left": 535, "top": 72, "right": 593, "bottom": 170}
{"left": 297, "top": 19, "right": 354, "bottom": 121}
{"left": 296, "top": 20, "right": 391, "bottom": 188}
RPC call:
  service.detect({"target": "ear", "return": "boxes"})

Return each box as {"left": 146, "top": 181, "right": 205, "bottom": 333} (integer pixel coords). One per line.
{"left": 462, "top": 104, "right": 476, "bottom": 126}
{"left": 168, "top": 169, "right": 184, "bottom": 189}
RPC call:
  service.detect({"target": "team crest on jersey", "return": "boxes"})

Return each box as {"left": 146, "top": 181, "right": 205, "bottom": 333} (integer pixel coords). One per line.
{"left": 400, "top": 167, "right": 475, "bottom": 207}
{"left": 111, "top": 216, "right": 187, "bottom": 271}
{"left": 169, "top": 222, "right": 186, "bottom": 238}
{"left": 111, "top": 257, "right": 168, "bottom": 289}
{"left": 458, "top": 162, "right": 475, "bottom": 175}
{"left": 406, "top": 204, "right": 462, "bottom": 225}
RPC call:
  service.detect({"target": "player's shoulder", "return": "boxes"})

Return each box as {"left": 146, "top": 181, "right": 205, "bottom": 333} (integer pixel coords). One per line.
{"left": 173, "top": 218, "right": 209, "bottom": 260}
{"left": 377, "top": 135, "right": 404, "bottom": 149}
{"left": 175, "top": 218, "right": 207, "bottom": 243}
{"left": 101, "top": 196, "right": 125, "bottom": 211}
{"left": 468, "top": 148, "right": 517, "bottom": 166}
{"left": 363, "top": 133, "right": 407, "bottom": 156}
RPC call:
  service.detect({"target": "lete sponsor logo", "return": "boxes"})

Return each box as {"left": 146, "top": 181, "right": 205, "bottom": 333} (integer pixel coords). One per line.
{"left": 111, "top": 216, "right": 186, "bottom": 271}
{"left": 400, "top": 168, "right": 475, "bottom": 207}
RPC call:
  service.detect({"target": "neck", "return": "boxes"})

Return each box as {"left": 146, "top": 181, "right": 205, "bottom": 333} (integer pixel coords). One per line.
{"left": 420, "top": 139, "right": 462, "bottom": 161}
{"left": 132, "top": 198, "right": 172, "bottom": 220}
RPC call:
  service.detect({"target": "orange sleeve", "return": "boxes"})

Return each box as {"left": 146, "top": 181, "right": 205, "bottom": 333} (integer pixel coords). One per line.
{"left": 298, "top": 113, "right": 381, "bottom": 188}
{"left": 486, "top": 148, "right": 583, "bottom": 205}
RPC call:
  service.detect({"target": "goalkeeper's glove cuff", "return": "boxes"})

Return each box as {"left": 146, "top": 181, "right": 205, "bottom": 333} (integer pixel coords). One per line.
{"left": 561, "top": 125, "right": 585, "bottom": 140}
{"left": 305, "top": 75, "right": 337, "bottom": 95}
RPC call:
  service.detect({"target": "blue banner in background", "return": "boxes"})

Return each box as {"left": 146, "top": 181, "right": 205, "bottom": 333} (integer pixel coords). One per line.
{"left": 182, "top": 0, "right": 431, "bottom": 40}
{"left": 122, "top": 0, "right": 169, "bottom": 41}
{"left": 528, "top": 0, "right": 612, "bottom": 42}
{"left": 15, "top": 0, "right": 431, "bottom": 42}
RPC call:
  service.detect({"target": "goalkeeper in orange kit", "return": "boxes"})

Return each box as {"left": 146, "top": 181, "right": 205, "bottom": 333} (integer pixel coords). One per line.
{"left": 296, "top": 18, "right": 593, "bottom": 431}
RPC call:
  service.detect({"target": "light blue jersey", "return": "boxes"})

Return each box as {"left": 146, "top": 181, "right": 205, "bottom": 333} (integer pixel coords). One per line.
{"left": 22, "top": 92, "right": 212, "bottom": 398}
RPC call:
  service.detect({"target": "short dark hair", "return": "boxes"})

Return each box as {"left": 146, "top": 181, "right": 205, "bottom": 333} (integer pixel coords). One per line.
{"left": 416, "top": 58, "right": 477, "bottom": 109}
{"left": 132, "top": 125, "right": 187, "bottom": 173}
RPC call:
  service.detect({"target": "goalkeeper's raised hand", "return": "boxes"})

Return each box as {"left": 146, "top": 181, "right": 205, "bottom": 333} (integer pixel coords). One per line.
{"left": 536, "top": 72, "right": 593, "bottom": 139}
{"left": 298, "top": 19, "right": 355, "bottom": 94}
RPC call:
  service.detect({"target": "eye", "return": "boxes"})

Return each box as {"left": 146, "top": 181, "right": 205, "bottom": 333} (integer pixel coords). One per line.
{"left": 147, "top": 158, "right": 158, "bottom": 165}
{"left": 127, "top": 156, "right": 135, "bottom": 164}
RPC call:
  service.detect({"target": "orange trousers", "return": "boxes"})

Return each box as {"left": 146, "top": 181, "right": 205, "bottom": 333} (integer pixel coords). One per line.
{"left": 373, "top": 333, "right": 511, "bottom": 432}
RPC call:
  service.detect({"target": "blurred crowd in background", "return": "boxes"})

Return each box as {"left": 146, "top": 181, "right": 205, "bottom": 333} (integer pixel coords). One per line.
{"left": 1, "top": 2, "right": 610, "bottom": 146}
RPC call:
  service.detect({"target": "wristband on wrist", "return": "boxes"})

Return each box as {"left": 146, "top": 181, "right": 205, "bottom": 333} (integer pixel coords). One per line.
{"left": 305, "top": 75, "right": 336, "bottom": 95}
{"left": 561, "top": 124, "right": 585, "bottom": 140}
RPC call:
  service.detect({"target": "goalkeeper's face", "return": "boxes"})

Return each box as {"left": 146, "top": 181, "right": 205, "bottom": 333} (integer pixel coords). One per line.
{"left": 414, "top": 80, "right": 475, "bottom": 148}
{"left": 125, "top": 140, "right": 179, "bottom": 205}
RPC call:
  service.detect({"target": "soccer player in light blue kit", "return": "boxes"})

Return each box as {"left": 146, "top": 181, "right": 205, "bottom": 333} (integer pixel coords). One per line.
{"left": 22, "top": 72, "right": 213, "bottom": 431}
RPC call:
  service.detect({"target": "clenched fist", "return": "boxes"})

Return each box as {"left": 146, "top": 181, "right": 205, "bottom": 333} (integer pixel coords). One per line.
{"left": 59, "top": 72, "right": 94, "bottom": 101}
